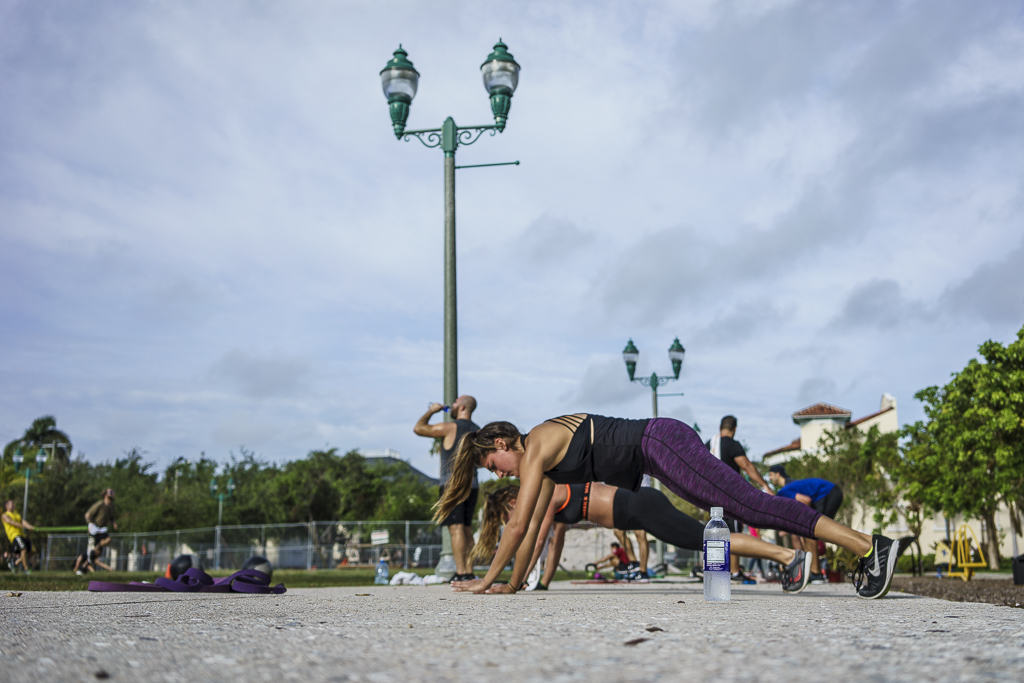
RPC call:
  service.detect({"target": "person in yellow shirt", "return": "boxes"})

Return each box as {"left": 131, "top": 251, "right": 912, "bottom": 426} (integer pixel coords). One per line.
{"left": 3, "top": 500, "right": 35, "bottom": 572}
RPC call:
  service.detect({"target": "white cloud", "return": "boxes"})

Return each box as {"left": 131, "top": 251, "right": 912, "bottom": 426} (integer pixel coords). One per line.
{"left": 1, "top": 0, "right": 1022, "bottom": 469}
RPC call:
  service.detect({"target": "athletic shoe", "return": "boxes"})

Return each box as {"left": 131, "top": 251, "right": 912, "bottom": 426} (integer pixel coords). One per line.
{"left": 730, "top": 570, "right": 752, "bottom": 582}
{"left": 809, "top": 572, "right": 827, "bottom": 585}
{"left": 853, "top": 535, "right": 912, "bottom": 599}
{"left": 532, "top": 582, "right": 548, "bottom": 591}
{"left": 76, "top": 570, "right": 84, "bottom": 576}
{"left": 781, "top": 550, "right": 812, "bottom": 593}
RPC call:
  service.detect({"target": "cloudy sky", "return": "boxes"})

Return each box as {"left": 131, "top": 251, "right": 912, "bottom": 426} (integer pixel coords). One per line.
{"left": 2, "top": 0, "right": 1022, "bottom": 479}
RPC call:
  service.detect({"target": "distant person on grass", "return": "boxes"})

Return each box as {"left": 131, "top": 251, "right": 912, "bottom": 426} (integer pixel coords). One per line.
{"left": 74, "top": 551, "right": 111, "bottom": 574}
{"left": 706, "top": 415, "right": 773, "bottom": 580}
{"left": 85, "top": 488, "right": 117, "bottom": 569}
{"left": 3, "top": 500, "right": 35, "bottom": 572}
{"left": 768, "top": 465, "right": 844, "bottom": 584}
{"left": 413, "top": 396, "right": 480, "bottom": 582}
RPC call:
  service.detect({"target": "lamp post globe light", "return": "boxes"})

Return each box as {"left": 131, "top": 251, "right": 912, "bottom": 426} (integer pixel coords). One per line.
{"left": 621, "top": 337, "right": 686, "bottom": 418}
{"left": 620, "top": 337, "right": 687, "bottom": 568}
{"left": 11, "top": 443, "right": 59, "bottom": 521}
{"left": 379, "top": 40, "right": 520, "bottom": 414}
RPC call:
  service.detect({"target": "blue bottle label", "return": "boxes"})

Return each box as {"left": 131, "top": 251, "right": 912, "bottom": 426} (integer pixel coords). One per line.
{"left": 703, "top": 540, "right": 730, "bottom": 572}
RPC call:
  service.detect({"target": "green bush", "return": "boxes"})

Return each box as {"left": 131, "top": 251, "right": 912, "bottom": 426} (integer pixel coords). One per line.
{"left": 897, "top": 552, "right": 935, "bottom": 573}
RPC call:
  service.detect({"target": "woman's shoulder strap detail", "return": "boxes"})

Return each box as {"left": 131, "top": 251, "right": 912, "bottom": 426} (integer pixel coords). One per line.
{"left": 545, "top": 414, "right": 586, "bottom": 432}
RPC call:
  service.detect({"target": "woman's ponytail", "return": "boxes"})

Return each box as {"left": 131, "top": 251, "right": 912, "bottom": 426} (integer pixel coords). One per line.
{"left": 470, "top": 484, "right": 520, "bottom": 563}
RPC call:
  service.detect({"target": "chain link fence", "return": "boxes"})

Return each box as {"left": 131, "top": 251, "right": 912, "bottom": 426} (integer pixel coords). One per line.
{"left": 44, "top": 521, "right": 447, "bottom": 574}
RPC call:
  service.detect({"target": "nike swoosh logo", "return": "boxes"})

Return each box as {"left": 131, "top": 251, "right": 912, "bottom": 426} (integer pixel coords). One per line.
{"left": 867, "top": 549, "right": 882, "bottom": 577}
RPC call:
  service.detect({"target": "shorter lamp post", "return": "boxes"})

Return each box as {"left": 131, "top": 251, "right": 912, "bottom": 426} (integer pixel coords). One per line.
{"left": 12, "top": 446, "right": 51, "bottom": 521}
{"left": 621, "top": 337, "right": 687, "bottom": 567}
{"left": 210, "top": 474, "right": 235, "bottom": 570}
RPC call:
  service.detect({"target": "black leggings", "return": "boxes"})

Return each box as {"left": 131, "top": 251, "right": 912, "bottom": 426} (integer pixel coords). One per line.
{"left": 611, "top": 487, "right": 705, "bottom": 551}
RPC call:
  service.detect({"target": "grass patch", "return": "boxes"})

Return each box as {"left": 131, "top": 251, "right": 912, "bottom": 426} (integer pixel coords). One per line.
{"left": 0, "top": 567, "right": 587, "bottom": 592}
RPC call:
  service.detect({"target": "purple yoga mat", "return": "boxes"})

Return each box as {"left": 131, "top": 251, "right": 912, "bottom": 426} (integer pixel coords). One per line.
{"left": 89, "top": 568, "right": 286, "bottom": 594}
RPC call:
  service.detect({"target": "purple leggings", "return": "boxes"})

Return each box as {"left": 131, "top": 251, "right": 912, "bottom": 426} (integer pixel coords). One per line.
{"left": 641, "top": 418, "right": 822, "bottom": 538}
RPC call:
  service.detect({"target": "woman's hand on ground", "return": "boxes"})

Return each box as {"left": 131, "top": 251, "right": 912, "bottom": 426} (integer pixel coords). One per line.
{"left": 485, "top": 583, "right": 516, "bottom": 594}
{"left": 450, "top": 578, "right": 487, "bottom": 593}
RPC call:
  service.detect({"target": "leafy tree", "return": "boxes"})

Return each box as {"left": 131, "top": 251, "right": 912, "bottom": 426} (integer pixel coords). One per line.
{"left": 3, "top": 416, "right": 74, "bottom": 466}
{"left": 370, "top": 460, "right": 437, "bottom": 521}
{"left": 221, "top": 449, "right": 283, "bottom": 525}
{"left": 911, "top": 326, "right": 1024, "bottom": 568}
{"left": 2, "top": 416, "right": 75, "bottom": 520}
{"left": 783, "top": 425, "right": 900, "bottom": 532}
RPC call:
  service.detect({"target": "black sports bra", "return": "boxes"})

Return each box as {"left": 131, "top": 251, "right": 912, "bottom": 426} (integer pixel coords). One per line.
{"left": 553, "top": 483, "right": 590, "bottom": 524}
{"left": 543, "top": 414, "right": 650, "bottom": 492}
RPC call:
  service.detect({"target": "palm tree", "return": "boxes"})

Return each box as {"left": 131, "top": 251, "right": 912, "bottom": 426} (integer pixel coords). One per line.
{"left": 2, "top": 415, "right": 73, "bottom": 468}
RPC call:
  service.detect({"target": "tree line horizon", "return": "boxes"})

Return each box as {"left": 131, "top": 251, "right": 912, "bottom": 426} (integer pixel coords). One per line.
{"left": 2, "top": 325, "right": 1022, "bottom": 572}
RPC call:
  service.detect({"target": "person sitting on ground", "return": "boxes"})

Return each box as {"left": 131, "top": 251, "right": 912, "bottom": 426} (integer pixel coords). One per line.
{"left": 768, "top": 465, "right": 845, "bottom": 584}
{"left": 73, "top": 551, "right": 112, "bottom": 574}
{"left": 470, "top": 481, "right": 815, "bottom": 592}
{"left": 613, "top": 529, "right": 645, "bottom": 579}
{"left": 595, "top": 542, "right": 631, "bottom": 574}
{"left": 2, "top": 500, "right": 35, "bottom": 572}
{"left": 438, "top": 414, "right": 910, "bottom": 598}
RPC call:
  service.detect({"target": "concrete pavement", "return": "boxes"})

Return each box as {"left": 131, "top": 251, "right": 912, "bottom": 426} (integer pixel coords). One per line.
{"left": 2, "top": 579, "right": 1022, "bottom": 682}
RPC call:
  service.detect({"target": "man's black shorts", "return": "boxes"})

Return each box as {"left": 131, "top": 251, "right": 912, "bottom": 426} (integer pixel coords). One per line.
{"left": 91, "top": 532, "right": 110, "bottom": 544}
{"left": 438, "top": 486, "right": 479, "bottom": 527}
{"left": 11, "top": 536, "right": 31, "bottom": 554}
{"left": 811, "top": 486, "right": 844, "bottom": 520}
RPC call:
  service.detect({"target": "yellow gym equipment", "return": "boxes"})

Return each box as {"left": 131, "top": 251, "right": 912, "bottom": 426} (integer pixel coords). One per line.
{"left": 946, "top": 524, "right": 987, "bottom": 581}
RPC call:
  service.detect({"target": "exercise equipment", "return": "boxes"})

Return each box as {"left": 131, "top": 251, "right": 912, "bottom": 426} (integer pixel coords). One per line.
{"left": 241, "top": 555, "right": 273, "bottom": 581}
{"left": 167, "top": 554, "right": 202, "bottom": 580}
{"left": 946, "top": 524, "right": 987, "bottom": 582}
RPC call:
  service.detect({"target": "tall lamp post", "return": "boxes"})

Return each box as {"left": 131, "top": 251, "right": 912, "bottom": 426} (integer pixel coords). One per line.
{"left": 380, "top": 40, "right": 521, "bottom": 413}
{"left": 12, "top": 444, "right": 62, "bottom": 521}
{"left": 209, "top": 473, "right": 235, "bottom": 570}
{"left": 621, "top": 337, "right": 687, "bottom": 568}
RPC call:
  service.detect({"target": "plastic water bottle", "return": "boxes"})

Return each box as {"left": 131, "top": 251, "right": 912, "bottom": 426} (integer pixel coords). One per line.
{"left": 704, "top": 507, "right": 731, "bottom": 601}
{"left": 374, "top": 557, "right": 390, "bottom": 585}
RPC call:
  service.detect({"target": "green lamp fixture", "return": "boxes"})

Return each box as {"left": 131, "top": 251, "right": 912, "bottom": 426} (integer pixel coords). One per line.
{"left": 380, "top": 44, "right": 420, "bottom": 138}
{"left": 622, "top": 339, "right": 640, "bottom": 381}
{"left": 480, "top": 39, "right": 520, "bottom": 131}
{"left": 35, "top": 446, "right": 47, "bottom": 473}
{"left": 12, "top": 447, "right": 23, "bottom": 472}
{"left": 668, "top": 337, "right": 686, "bottom": 379}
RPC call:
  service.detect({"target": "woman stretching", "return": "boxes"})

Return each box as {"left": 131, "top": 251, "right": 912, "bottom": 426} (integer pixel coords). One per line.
{"left": 437, "top": 415, "right": 909, "bottom": 598}
{"left": 474, "top": 482, "right": 815, "bottom": 592}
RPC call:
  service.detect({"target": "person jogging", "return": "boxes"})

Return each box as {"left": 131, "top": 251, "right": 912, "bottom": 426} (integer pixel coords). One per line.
{"left": 768, "top": 465, "right": 844, "bottom": 584}
{"left": 85, "top": 488, "right": 117, "bottom": 567}
{"left": 437, "top": 414, "right": 909, "bottom": 599}
{"left": 706, "top": 415, "right": 772, "bottom": 580}
{"left": 413, "top": 395, "right": 480, "bottom": 582}
{"left": 469, "top": 481, "right": 813, "bottom": 592}
{"left": 3, "top": 500, "right": 35, "bottom": 572}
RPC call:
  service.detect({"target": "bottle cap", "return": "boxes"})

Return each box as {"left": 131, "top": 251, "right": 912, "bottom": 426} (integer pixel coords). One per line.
{"left": 711, "top": 507, "right": 723, "bottom": 518}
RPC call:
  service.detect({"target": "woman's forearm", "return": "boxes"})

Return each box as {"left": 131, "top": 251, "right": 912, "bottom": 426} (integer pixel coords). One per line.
{"left": 481, "top": 522, "right": 526, "bottom": 587}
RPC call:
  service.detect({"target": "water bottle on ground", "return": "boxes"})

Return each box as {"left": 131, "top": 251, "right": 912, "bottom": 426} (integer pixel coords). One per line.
{"left": 704, "top": 507, "right": 731, "bottom": 602}
{"left": 375, "top": 557, "right": 390, "bottom": 585}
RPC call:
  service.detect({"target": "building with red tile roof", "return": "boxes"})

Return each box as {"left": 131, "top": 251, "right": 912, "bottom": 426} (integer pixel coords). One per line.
{"left": 762, "top": 394, "right": 897, "bottom": 466}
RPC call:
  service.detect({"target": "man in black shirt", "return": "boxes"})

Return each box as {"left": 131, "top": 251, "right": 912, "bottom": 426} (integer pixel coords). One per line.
{"left": 414, "top": 395, "right": 480, "bottom": 581}
{"left": 706, "top": 415, "right": 773, "bottom": 578}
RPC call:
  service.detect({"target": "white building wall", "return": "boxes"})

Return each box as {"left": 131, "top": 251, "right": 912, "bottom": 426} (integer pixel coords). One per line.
{"left": 798, "top": 417, "right": 850, "bottom": 454}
